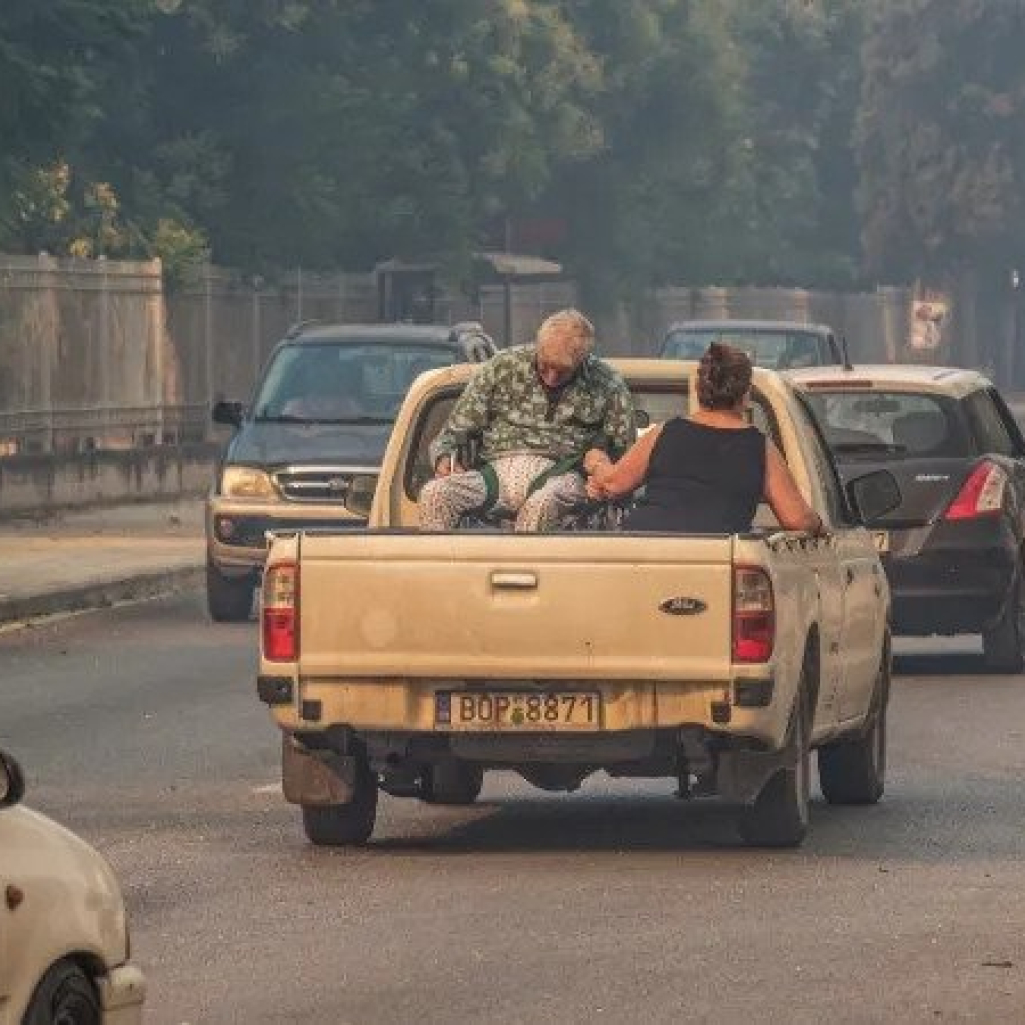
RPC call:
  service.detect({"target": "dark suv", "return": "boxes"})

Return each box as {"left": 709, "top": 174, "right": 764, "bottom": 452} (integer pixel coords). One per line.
{"left": 206, "top": 321, "right": 496, "bottom": 620}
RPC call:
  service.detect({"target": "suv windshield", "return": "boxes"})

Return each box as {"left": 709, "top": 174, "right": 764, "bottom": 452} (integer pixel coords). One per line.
{"left": 252, "top": 342, "right": 456, "bottom": 423}
{"left": 663, "top": 329, "right": 825, "bottom": 369}
{"left": 803, "top": 390, "right": 973, "bottom": 460}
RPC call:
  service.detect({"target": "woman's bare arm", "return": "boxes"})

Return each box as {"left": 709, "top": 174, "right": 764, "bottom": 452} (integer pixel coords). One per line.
{"left": 765, "top": 441, "right": 825, "bottom": 533}
{"left": 587, "top": 426, "right": 663, "bottom": 499}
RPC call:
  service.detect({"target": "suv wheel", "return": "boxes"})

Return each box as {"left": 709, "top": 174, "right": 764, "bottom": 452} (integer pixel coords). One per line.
{"left": 206, "top": 558, "right": 255, "bottom": 622}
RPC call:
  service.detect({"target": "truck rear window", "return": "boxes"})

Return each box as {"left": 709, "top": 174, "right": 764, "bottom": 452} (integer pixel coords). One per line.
{"left": 803, "top": 391, "right": 973, "bottom": 460}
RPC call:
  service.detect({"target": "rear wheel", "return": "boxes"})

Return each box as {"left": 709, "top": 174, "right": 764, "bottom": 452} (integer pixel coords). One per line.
{"left": 301, "top": 752, "right": 378, "bottom": 846}
{"left": 819, "top": 644, "right": 889, "bottom": 805}
{"left": 422, "top": 762, "right": 484, "bottom": 805}
{"left": 206, "top": 558, "right": 255, "bottom": 622}
{"left": 983, "top": 574, "right": 1025, "bottom": 674}
{"left": 738, "top": 679, "right": 811, "bottom": 848}
{"left": 24, "top": 960, "right": 100, "bottom": 1025}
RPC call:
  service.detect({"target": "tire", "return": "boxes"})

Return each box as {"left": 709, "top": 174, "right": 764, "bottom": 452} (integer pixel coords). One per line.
{"left": 206, "top": 558, "right": 255, "bottom": 623}
{"left": 23, "top": 959, "right": 100, "bottom": 1025}
{"left": 301, "top": 752, "right": 378, "bottom": 846}
{"left": 738, "top": 678, "right": 811, "bottom": 849}
{"left": 983, "top": 573, "right": 1025, "bottom": 674}
{"left": 422, "top": 762, "right": 484, "bottom": 806}
{"left": 819, "top": 644, "right": 889, "bottom": 805}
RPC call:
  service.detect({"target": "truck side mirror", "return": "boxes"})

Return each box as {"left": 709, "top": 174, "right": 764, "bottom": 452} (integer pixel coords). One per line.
{"left": 344, "top": 474, "right": 378, "bottom": 519}
{"left": 846, "top": 469, "right": 901, "bottom": 525}
{"left": 0, "top": 750, "right": 26, "bottom": 809}
{"left": 212, "top": 400, "right": 244, "bottom": 428}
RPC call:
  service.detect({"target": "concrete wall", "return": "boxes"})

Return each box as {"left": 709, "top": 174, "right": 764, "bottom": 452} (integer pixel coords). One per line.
{"left": 0, "top": 256, "right": 377, "bottom": 458}
{"left": 7, "top": 252, "right": 1020, "bottom": 516}
{"left": 0, "top": 445, "right": 218, "bottom": 517}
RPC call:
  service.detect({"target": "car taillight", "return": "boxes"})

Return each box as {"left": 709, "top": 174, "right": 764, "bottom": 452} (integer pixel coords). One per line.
{"left": 733, "top": 566, "right": 775, "bottom": 663}
{"left": 945, "top": 461, "right": 1007, "bottom": 521}
{"left": 263, "top": 562, "right": 299, "bottom": 661}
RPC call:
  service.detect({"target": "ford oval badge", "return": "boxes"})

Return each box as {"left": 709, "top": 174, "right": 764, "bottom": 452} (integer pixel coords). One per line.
{"left": 659, "top": 596, "right": 707, "bottom": 617}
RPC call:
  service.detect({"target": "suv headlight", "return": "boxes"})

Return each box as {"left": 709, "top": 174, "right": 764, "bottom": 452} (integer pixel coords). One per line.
{"left": 220, "top": 466, "right": 276, "bottom": 499}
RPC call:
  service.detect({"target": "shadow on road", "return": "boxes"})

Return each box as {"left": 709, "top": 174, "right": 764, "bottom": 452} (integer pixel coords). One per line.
{"left": 373, "top": 795, "right": 745, "bottom": 854}
{"left": 893, "top": 651, "right": 991, "bottom": 677}
{"left": 357, "top": 784, "right": 1020, "bottom": 862}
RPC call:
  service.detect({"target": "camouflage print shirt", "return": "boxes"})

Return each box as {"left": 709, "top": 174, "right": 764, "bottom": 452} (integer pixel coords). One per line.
{"left": 429, "top": 345, "right": 636, "bottom": 468}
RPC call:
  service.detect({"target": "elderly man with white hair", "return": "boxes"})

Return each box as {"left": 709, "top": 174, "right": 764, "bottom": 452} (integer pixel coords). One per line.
{"left": 420, "top": 308, "right": 636, "bottom": 532}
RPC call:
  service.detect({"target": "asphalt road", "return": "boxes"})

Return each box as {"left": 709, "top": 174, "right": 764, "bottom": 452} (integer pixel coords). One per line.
{"left": 2, "top": 595, "right": 1024, "bottom": 1024}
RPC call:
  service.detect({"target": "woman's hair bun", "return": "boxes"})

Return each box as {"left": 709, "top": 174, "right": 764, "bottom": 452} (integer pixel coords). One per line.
{"left": 697, "top": 341, "right": 752, "bottom": 410}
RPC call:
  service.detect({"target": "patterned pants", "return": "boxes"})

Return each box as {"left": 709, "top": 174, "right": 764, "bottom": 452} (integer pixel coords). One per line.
{"left": 419, "top": 454, "right": 588, "bottom": 532}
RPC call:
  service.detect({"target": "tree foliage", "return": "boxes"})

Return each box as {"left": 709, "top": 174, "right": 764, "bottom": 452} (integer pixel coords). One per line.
{"left": 6, "top": 0, "right": 1015, "bottom": 293}
{"left": 858, "top": 0, "right": 1025, "bottom": 281}
{"left": 727, "top": 0, "right": 865, "bottom": 286}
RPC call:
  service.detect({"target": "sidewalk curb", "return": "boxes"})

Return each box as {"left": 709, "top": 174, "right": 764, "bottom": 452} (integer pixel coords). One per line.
{"left": 0, "top": 565, "right": 205, "bottom": 625}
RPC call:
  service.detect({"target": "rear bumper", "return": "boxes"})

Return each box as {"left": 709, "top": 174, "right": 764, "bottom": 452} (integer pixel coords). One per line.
{"left": 269, "top": 673, "right": 790, "bottom": 750}
{"left": 97, "top": 963, "right": 146, "bottom": 1024}
{"left": 207, "top": 497, "right": 366, "bottom": 575}
{"left": 885, "top": 519, "right": 1018, "bottom": 635}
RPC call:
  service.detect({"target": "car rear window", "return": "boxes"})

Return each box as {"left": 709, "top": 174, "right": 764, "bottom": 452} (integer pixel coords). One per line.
{"left": 803, "top": 390, "right": 973, "bottom": 460}
{"left": 663, "top": 329, "right": 825, "bottom": 369}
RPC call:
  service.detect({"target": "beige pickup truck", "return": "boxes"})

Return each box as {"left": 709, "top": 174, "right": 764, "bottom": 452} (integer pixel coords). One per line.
{"left": 257, "top": 360, "right": 900, "bottom": 848}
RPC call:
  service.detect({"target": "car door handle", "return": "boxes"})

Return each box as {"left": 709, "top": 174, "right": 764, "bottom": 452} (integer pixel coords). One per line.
{"left": 490, "top": 571, "right": 538, "bottom": 590}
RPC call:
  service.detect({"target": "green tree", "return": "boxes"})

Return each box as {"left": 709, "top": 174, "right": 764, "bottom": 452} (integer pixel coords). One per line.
{"left": 857, "top": 0, "right": 1025, "bottom": 281}
{"left": 115, "top": 0, "right": 601, "bottom": 271}
{"left": 546, "top": 0, "right": 749, "bottom": 304}
{"left": 0, "top": 0, "right": 148, "bottom": 244}
{"left": 727, "top": 0, "right": 865, "bottom": 286}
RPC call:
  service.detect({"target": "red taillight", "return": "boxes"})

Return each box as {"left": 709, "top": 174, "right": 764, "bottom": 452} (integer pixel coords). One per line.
{"left": 733, "top": 566, "right": 775, "bottom": 663}
{"left": 262, "top": 562, "right": 299, "bottom": 661}
{"left": 945, "top": 461, "right": 1007, "bottom": 521}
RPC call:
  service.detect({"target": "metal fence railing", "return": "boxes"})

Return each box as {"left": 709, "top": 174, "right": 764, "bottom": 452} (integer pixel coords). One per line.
{"left": 11, "top": 254, "right": 1011, "bottom": 461}
{"left": 0, "top": 405, "right": 209, "bottom": 456}
{"left": 0, "top": 255, "right": 378, "bottom": 457}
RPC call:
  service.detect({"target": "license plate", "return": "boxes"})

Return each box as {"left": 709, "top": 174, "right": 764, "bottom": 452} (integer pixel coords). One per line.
{"left": 873, "top": 531, "right": 890, "bottom": 553}
{"left": 435, "top": 691, "right": 601, "bottom": 731}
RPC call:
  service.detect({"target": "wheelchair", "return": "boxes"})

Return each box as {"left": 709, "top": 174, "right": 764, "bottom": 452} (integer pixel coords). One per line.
{"left": 445, "top": 431, "right": 633, "bottom": 533}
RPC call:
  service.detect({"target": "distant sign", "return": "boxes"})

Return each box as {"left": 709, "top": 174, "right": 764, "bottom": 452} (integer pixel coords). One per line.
{"left": 910, "top": 288, "right": 950, "bottom": 351}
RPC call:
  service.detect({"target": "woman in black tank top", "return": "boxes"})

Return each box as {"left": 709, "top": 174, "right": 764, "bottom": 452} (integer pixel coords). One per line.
{"left": 584, "top": 343, "right": 823, "bottom": 535}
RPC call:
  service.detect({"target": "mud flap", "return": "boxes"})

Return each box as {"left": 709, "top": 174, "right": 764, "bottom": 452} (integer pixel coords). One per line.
{"left": 716, "top": 746, "right": 794, "bottom": 804}
{"left": 281, "top": 735, "right": 358, "bottom": 806}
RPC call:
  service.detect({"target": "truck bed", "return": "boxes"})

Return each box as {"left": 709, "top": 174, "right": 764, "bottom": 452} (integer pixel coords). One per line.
{"left": 297, "top": 531, "right": 736, "bottom": 682}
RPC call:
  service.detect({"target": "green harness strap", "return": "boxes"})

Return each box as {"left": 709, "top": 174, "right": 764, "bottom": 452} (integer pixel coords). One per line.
{"left": 480, "top": 462, "right": 500, "bottom": 511}
{"left": 474, "top": 454, "right": 585, "bottom": 515}
{"left": 525, "top": 454, "right": 585, "bottom": 498}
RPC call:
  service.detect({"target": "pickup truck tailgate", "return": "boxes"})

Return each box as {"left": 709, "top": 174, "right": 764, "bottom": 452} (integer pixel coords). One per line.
{"left": 297, "top": 532, "right": 735, "bottom": 681}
